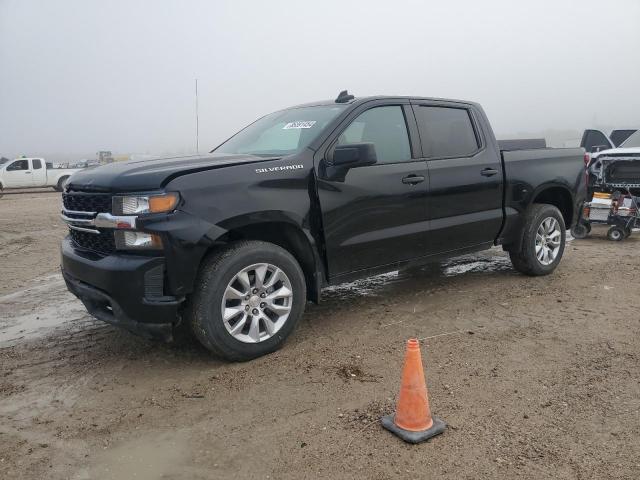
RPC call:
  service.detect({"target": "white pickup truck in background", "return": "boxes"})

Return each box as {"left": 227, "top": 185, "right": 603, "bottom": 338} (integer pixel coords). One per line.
{"left": 0, "top": 157, "right": 81, "bottom": 197}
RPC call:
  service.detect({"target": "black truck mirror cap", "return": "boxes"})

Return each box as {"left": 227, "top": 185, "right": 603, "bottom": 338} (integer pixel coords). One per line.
{"left": 331, "top": 143, "right": 377, "bottom": 168}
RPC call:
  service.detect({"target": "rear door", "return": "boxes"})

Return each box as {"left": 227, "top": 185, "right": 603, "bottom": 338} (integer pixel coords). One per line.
{"left": 3, "top": 159, "right": 32, "bottom": 187}
{"left": 316, "top": 101, "right": 428, "bottom": 277}
{"left": 31, "top": 159, "right": 46, "bottom": 186}
{"left": 411, "top": 102, "right": 503, "bottom": 254}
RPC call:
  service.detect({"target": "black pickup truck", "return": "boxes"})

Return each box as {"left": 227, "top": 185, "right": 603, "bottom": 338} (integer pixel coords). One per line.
{"left": 61, "top": 92, "right": 586, "bottom": 360}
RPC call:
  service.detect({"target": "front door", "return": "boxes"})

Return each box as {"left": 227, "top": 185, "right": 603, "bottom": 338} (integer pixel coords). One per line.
{"left": 411, "top": 102, "right": 503, "bottom": 254}
{"left": 3, "top": 159, "right": 32, "bottom": 188}
{"left": 316, "top": 103, "right": 428, "bottom": 277}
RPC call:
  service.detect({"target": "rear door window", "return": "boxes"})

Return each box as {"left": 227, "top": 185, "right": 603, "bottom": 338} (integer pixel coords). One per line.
{"left": 32, "top": 159, "right": 42, "bottom": 169}
{"left": 414, "top": 106, "right": 479, "bottom": 158}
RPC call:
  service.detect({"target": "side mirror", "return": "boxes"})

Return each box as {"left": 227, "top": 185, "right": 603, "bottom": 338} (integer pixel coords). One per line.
{"left": 330, "top": 143, "right": 377, "bottom": 168}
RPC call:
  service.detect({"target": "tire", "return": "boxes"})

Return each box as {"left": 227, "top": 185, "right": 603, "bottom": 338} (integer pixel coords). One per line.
{"left": 187, "top": 240, "right": 306, "bottom": 361}
{"left": 570, "top": 222, "right": 590, "bottom": 239}
{"left": 607, "top": 226, "right": 625, "bottom": 242}
{"left": 509, "top": 204, "right": 566, "bottom": 276}
{"left": 54, "top": 176, "right": 69, "bottom": 192}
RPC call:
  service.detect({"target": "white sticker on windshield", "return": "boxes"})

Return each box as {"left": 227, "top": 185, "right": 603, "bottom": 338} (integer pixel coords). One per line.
{"left": 283, "top": 121, "right": 316, "bottom": 129}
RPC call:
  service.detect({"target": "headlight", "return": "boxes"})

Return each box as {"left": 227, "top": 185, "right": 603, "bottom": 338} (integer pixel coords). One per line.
{"left": 113, "top": 192, "right": 179, "bottom": 215}
{"left": 114, "top": 230, "right": 163, "bottom": 250}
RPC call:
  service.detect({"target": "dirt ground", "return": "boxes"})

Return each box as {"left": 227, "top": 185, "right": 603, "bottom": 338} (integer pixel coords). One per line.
{"left": 1, "top": 191, "right": 639, "bottom": 480}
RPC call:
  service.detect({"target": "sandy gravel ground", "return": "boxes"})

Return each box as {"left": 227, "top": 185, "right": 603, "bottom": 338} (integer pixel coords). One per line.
{"left": 1, "top": 191, "right": 639, "bottom": 479}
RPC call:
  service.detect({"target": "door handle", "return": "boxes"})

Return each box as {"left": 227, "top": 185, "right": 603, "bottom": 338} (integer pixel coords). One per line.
{"left": 480, "top": 168, "right": 498, "bottom": 177}
{"left": 402, "top": 175, "right": 425, "bottom": 185}
{"left": 25, "top": 171, "right": 32, "bottom": 174}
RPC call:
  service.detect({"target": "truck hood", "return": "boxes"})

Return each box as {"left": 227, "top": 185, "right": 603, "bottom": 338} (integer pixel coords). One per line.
{"left": 66, "top": 153, "right": 277, "bottom": 192}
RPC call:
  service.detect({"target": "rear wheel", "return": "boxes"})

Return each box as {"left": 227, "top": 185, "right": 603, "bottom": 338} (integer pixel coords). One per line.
{"left": 187, "top": 240, "right": 306, "bottom": 361}
{"left": 509, "top": 204, "right": 566, "bottom": 276}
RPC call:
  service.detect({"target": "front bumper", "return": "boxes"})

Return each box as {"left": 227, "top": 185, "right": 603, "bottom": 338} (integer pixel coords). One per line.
{"left": 61, "top": 236, "right": 183, "bottom": 341}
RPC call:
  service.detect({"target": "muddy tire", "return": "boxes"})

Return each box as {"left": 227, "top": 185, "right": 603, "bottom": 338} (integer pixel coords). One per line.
{"left": 509, "top": 204, "right": 566, "bottom": 276}
{"left": 54, "top": 176, "right": 69, "bottom": 192}
{"left": 187, "top": 240, "right": 306, "bottom": 361}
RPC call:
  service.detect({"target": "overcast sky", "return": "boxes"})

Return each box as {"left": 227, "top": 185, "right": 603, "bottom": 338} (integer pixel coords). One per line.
{"left": 1, "top": 0, "right": 639, "bottom": 161}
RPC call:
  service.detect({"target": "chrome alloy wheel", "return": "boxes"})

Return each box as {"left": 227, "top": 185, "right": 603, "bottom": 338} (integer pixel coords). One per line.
{"left": 221, "top": 263, "right": 293, "bottom": 343}
{"left": 535, "top": 217, "right": 561, "bottom": 265}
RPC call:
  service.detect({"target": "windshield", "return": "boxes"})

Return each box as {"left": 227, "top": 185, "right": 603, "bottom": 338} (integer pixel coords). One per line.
{"left": 620, "top": 130, "right": 640, "bottom": 148}
{"left": 214, "top": 105, "right": 346, "bottom": 156}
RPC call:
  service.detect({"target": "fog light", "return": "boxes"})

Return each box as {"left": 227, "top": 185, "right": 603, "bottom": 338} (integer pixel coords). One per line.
{"left": 115, "top": 231, "right": 163, "bottom": 250}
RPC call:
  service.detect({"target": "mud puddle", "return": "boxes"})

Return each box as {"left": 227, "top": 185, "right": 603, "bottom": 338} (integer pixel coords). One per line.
{"left": 0, "top": 273, "right": 86, "bottom": 347}
{"left": 74, "top": 430, "right": 190, "bottom": 480}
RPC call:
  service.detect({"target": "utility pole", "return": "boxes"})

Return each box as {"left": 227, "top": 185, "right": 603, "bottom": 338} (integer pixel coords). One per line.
{"left": 195, "top": 78, "right": 200, "bottom": 153}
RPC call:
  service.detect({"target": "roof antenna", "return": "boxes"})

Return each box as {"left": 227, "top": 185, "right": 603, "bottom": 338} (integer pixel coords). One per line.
{"left": 335, "top": 90, "right": 355, "bottom": 103}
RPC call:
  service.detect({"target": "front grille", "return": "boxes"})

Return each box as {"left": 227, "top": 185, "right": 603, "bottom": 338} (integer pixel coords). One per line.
{"left": 70, "top": 229, "right": 116, "bottom": 254}
{"left": 63, "top": 192, "right": 114, "bottom": 254}
{"left": 63, "top": 192, "right": 112, "bottom": 213}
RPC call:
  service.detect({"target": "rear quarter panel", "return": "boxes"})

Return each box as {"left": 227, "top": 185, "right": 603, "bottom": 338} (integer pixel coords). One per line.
{"left": 499, "top": 148, "right": 586, "bottom": 245}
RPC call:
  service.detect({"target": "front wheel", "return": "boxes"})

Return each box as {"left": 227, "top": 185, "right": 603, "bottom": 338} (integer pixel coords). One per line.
{"left": 570, "top": 222, "right": 590, "bottom": 239}
{"left": 607, "top": 226, "right": 625, "bottom": 242}
{"left": 187, "top": 240, "right": 306, "bottom": 361}
{"left": 509, "top": 204, "right": 566, "bottom": 276}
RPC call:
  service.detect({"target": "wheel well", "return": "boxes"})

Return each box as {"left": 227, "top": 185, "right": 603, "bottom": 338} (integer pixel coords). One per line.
{"left": 215, "top": 222, "right": 322, "bottom": 302}
{"left": 533, "top": 187, "right": 573, "bottom": 226}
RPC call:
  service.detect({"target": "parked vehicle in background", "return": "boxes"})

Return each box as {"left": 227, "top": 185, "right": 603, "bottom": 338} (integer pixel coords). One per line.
{"left": 585, "top": 130, "right": 640, "bottom": 197}
{"left": 581, "top": 128, "right": 638, "bottom": 153}
{"left": 0, "top": 158, "right": 81, "bottom": 197}
{"left": 60, "top": 92, "right": 586, "bottom": 361}
{"left": 575, "top": 130, "right": 640, "bottom": 241}
{"left": 590, "top": 129, "right": 640, "bottom": 160}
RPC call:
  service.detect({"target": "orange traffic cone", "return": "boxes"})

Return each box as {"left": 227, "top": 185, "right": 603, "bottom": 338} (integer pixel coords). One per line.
{"left": 381, "top": 338, "right": 446, "bottom": 443}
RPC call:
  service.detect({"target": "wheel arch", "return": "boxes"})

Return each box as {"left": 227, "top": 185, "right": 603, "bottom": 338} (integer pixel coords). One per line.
{"left": 531, "top": 184, "right": 574, "bottom": 227}
{"left": 55, "top": 175, "right": 70, "bottom": 191}
{"left": 503, "top": 184, "right": 574, "bottom": 253}
{"left": 210, "top": 213, "right": 325, "bottom": 303}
